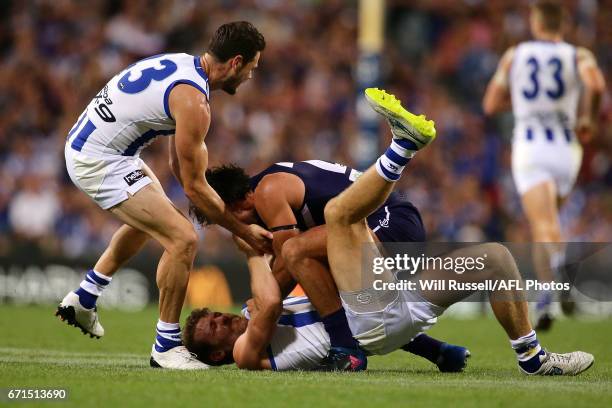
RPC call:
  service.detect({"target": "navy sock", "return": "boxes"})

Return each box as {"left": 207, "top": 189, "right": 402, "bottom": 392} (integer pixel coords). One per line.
{"left": 518, "top": 348, "right": 547, "bottom": 373}
{"left": 401, "top": 333, "right": 444, "bottom": 364}
{"left": 154, "top": 320, "right": 182, "bottom": 352}
{"left": 74, "top": 269, "right": 111, "bottom": 309}
{"left": 322, "top": 308, "right": 359, "bottom": 349}
{"left": 375, "top": 138, "right": 418, "bottom": 182}
{"left": 74, "top": 288, "right": 97, "bottom": 309}
{"left": 511, "top": 330, "right": 546, "bottom": 373}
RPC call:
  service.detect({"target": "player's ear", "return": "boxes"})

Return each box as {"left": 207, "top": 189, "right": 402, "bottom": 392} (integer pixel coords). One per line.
{"left": 231, "top": 55, "right": 244, "bottom": 71}
{"left": 210, "top": 350, "right": 226, "bottom": 363}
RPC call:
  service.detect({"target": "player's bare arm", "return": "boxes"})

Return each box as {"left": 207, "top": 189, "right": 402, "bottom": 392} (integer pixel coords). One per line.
{"left": 170, "top": 84, "right": 272, "bottom": 253}
{"left": 168, "top": 136, "right": 182, "bottom": 186}
{"left": 575, "top": 47, "right": 606, "bottom": 142}
{"left": 232, "top": 237, "right": 281, "bottom": 370}
{"left": 483, "top": 47, "right": 515, "bottom": 115}
{"left": 253, "top": 173, "right": 305, "bottom": 296}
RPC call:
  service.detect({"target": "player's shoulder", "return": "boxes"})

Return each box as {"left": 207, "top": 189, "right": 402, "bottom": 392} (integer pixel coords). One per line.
{"left": 575, "top": 46, "right": 597, "bottom": 62}
{"left": 501, "top": 45, "right": 517, "bottom": 61}
{"left": 254, "top": 171, "right": 303, "bottom": 202}
{"left": 257, "top": 170, "right": 301, "bottom": 190}
{"left": 167, "top": 83, "right": 210, "bottom": 123}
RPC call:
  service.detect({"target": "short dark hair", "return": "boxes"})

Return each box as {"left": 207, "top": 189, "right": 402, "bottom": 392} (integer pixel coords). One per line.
{"left": 189, "top": 164, "right": 251, "bottom": 225}
{"left": 208, "top": 21, "right": 266, "bottom": 63}
{"left": 183, "top": 308, "right": 235, "bottom": 366}
{"left": 532, "top": 0, "right": 563, "bottom": 33}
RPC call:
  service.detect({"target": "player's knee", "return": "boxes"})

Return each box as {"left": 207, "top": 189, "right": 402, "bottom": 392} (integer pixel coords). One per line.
{"left": 529, "top": 216, "right": 561, "bottom": 237}
{"left": 169, "top": 226, "right": 198, "bottom": 262}
{"left": 324, "top": 198, "right": 349, "bottom": 225}
{"left": 281, "top": 238, "right": 304, "bottom": 272}
{"left": 483, "top": 243, "right": 519, "bottom": 279}
{"left": 531, "top": 223, "right": 561, "bottom": 242}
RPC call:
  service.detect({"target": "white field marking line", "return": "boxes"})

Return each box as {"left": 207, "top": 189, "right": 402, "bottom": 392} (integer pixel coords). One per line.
{"left": 0, "top": 355, "right": 147, "bottom": 367}
{"left": 0, "top": 347, "right": 147, "bottom": 359}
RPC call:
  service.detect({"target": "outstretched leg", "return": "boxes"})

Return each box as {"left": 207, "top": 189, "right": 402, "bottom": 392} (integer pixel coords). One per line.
{"left": 320, "top": 88, "right": 437, "bottom": 368}
{"left": 417, "top": 243, "right": 593, "bottom": 375}
{"left": 325, "top": 88, "right": 436, "bottom": 294}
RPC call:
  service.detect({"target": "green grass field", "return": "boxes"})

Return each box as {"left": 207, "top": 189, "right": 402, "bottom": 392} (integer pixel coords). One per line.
{"left": 1, "top": 305, "right": 611, "bottom": 408}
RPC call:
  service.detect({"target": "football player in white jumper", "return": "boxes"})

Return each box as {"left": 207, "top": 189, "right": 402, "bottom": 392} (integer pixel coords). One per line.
{"left": 483, "top": 1, "right": 605, "bottom": 330}
{"left": 56, "top": 22, "right": 272, "bottom": 369}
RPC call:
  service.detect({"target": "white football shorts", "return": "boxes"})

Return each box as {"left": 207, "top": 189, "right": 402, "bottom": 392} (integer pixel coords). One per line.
{"left": 512, "top": 126, "right": 583, "bottom": 197}
{"left": 340, "top": 274, "right": 445, "bottom": 356}
{"left": 65, "top": 143, "right": 153, "bottom": 210}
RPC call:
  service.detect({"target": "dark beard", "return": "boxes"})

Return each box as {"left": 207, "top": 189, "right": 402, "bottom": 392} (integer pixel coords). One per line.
{"left": 221, "top": 77, "right": 241, "bottom": 95}
{"left": 222, "top": 83, "right": 237, "bottom": 95}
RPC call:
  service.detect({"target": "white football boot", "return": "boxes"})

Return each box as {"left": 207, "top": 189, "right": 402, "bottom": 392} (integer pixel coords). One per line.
{"left": 150, "top": 345, "right": 210, "bottom": 370}
{"left": 521, "top": 349, "right": 594, "bottom": 376}
{"left": 56, "top": 292, "right": 104, "bottom": 338}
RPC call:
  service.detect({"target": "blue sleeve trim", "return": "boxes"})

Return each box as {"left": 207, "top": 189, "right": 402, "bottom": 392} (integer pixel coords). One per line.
{"left": 193, "top": 55, "right": 210, "bottom": 82}
{"left": 122, "top": 129, "right": 175, "bottom": 156}
{"left": 266, "top": 345, "right": 277, "bottom": 371}
{"left": 163, "top": 79, "right": 209, "bottom": 120}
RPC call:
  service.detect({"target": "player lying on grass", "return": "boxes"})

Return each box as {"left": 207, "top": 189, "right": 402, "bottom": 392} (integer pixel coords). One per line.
{"left": 190, "top": 160, "right": 469, "bottom": 371}
{"left": 185, "top": 88, "right": 594, "bottom": 376}
{"left": 183, "top": 245, "right": 466, "bottom": 371}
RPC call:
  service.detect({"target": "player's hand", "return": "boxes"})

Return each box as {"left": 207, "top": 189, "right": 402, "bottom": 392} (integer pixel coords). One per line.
{"left": 576, "top": 117, "right": 595, "bottom": 144}
{"left": 246, "top": 298, "right": 255, "bottom": 314}
{"left": 232, "top": 234, "right": 259, "bottom": 257}
{"left": 242, "top": 224, "right": 273, "bottom": 254}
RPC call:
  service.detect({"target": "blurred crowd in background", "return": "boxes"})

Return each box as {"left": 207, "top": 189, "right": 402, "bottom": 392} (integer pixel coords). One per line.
{"left": 0, "top": 0, "right": 610, "bottom": 260}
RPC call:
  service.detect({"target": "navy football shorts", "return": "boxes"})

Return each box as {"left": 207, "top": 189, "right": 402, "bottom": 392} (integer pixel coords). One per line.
{"left": 367, "top": 202, "right": 425, "bottom": 243}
